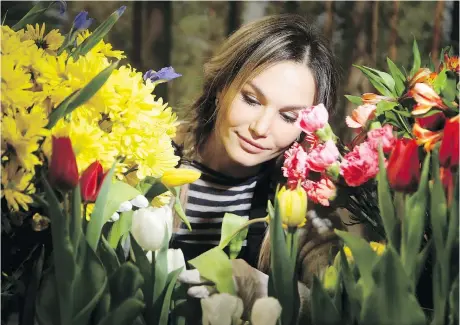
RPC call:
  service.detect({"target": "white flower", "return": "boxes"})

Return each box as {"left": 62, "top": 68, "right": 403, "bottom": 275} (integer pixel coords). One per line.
{"left": 110, "top": 212, "right": 120, "bottom": 222}
{"left": 201, "top": 293, "right": 243, "bottom": 325}
{"left": 118, "top": 200, "right": 133, "bottom": 212}
{"left": 146, "top": 248, "right": 186, "bottom": 274}
{"left": 130, "top": 194, "right": 149, "bottom": 208}
{"left": 131, "top": 206, "right": 172, "bottom": 251}
{"left": 251, "top": 297, "right": 282, "bottom": 325}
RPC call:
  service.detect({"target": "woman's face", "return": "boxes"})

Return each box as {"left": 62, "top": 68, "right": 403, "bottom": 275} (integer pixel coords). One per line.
{"left": 207, "top": 61, "right": 317, "bottom": 176}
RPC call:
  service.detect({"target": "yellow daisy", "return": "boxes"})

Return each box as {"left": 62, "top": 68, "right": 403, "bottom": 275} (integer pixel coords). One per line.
{"left": 21, "top": 23, "right": 64, "bottom": 52}
{"left": 1, "top": 160, "right": 35, "bottom": 211}
{"left": 151, "top": 191, "right": 172, "bottom": 208}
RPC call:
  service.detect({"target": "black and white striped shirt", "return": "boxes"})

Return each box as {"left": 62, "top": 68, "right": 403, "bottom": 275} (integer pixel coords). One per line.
{"left": 173, "top": 161, "right": 263, "bottom": 247}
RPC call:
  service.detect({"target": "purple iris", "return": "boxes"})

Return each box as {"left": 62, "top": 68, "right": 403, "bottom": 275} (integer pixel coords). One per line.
{"left": 73, "top": 11, "right": 93, "bottom": 31}
{"left": 116, "top": 6, "right": 127, "bottom": 17}
{"left": 143, "top": 67, "right": 182, "bottom": 83}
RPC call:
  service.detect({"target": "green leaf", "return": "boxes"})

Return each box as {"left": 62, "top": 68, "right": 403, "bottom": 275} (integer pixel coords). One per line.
{"left": 103, "top": 181, "right": 140, "bottom": 223}
{"left": 159, "top": 267, "right": 183, "bottom": 325}
{"left": 409, "top": 39, "right": 421, "bottom": 78}
{"left": 47, "top": 62, "right": 119, "bottom": 129}
{"left": 433, "top": 69, "right": 448, "bottom": 93}
{"left": 188, "top": 247, "right": 235, "bottom": 295}
{"left": 354, "top": 65, "right": 394, "bottom": 97}
{"left": 441, "top": 73, "right": 458, "bottom": 103}
{"left": 360, "top": 65, "right": 396, "bottom": 96}
{"left": 98, "top": 236, "right": 121, "bottom": 276}
{"left": 136, "top": 176, "right": 169, "bottom": 201}
{"left": 430, "top": 149, "right": 447, "bottom": 255}
{"left": 376, "top": 100, "right": 398, "bottom": 115}
{"left": 335, "top": 230, "right": 377, "bottom": 287}
{"left": 70, "top": 186, "right": 83, "bottom": 252}
{"left": 12, "top": 1, "right": 63, "bottom": 31}
{"left": 96, "top": 299, "right": 145, "bottom": 325}
{"left": 401, "top": 151, "right": 431, "bottom": 290}
{"left": 360, "top": 246, "right": 426, "bottom": 325}
{"left": 71, "top": 7, "right": 126, "bottom": 60}
{"left": 270, "top": 191, "right": 298, "bottom": 325}
{"left": 219, "top": 213, "right": 249, "bottom": 259}
{"left": 87, "top": 161, "right": 117, "bottom": 251}
{"left": 448, "top": 275, "right": 459, "bottom": 325}
{"left": 345, "top": 95, "right": 363, "bottom": 105}
{"left": 386, "top": 58, "right": 406, "bottom": 96}
{"left": 153, "top": 227, "right": 170, "bottom": 305}
{"left": 376, "top": 147, "right": 399, "bottom": 250}
{"left": 108, "top": 210, "right": 133, "bottom": 248}
{"left": 311, "top": 276, "right": 341, "bottom": 324}
{"left": 338, "top": 249, "right": 361, "bottom": 322}
{"left": 414, "top": 240, "right": 432, "bottom": 286}
{"left": 107, "top": 262, "right": 144, "bottom": 310}
{"left": 21, "top": 246, "right": 45, "bottom": 325}
{"left": 171, "top": 186, "right": 192, "bottom": 231}
{"left": 446, "top": 172, "right": 459, "bottom": 254}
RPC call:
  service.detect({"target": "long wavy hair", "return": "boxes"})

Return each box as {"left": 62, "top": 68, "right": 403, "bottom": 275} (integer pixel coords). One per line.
{"left": 179, "top": 14, "right": 340, "bottom": 162}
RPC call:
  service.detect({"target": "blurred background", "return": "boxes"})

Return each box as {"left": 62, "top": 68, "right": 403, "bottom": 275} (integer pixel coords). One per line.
{"left": 2, "top": 0, "right": 459, "bottom": 142}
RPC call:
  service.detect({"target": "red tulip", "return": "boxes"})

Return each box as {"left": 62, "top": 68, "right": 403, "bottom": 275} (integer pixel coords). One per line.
{"left": 80, "top": 161, "right": 106, "bottom": 202}
{"left": 439, "top": 116, "right": 459, "bottom": 169}
{"left": 415, "top": 112, "right": 446, "bottom": 131}
{"left": 387, "top": 139, "right": 421, "bottom": 193}
{"left": 48, "top": 136, "right": 79, "bottom": 192}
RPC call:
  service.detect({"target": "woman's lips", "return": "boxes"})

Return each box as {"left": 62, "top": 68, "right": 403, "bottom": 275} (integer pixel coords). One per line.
{"left": 237, "top": 133, "right": 270, "bottom": 153}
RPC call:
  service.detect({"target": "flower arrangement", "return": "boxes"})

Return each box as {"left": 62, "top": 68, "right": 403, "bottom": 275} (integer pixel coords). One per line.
{"left": 1, "top": 3, "right": 200, "bottom": 324}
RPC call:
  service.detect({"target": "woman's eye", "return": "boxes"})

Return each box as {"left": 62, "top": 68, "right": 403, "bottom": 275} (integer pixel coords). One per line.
{"left": 280, "top": 112, "right": 298, "bottom": 123}
{"left": 242, "top": 93, "right": 260, "bottom": 106}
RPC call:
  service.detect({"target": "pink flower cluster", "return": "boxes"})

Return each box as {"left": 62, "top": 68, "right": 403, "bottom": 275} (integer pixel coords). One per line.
{"left": 282, "top": 102, "right": 396, "bottom": 206}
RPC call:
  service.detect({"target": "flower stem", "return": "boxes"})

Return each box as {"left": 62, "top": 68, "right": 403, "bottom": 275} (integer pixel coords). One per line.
{"left": 218, "top": 217, "right": 268, "bottom": 250}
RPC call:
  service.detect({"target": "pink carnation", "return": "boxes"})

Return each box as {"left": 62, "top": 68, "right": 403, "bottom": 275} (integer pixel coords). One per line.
{"left": 302, "top": 177, "right": 337, "bottom": 206}
{"left": 340, "top": 142, "right": 379, "bottom": 186}
{"left": 295, "top": 103, "right": 329, "bottom": 133}
{"left": 305, "top": 140, "right": 340, "bottom": 172}
{"left": 367, "top": 124, "right": 396, "bottom": 154}
{"left": 282, "top": 142, "right": 309, "bottom": 187}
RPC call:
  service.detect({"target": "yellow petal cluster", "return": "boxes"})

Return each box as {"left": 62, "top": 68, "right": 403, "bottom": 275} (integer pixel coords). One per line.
{"left": 276, "top": 184, "right": 308, "bottom": 228}
{"left": 1, "top": 23, "right": 179, "bottom": 211}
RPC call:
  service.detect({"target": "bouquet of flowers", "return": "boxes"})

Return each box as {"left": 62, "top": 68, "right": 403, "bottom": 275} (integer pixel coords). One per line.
{"left": 1, "top": 2, "right": 200, "bottom": 325}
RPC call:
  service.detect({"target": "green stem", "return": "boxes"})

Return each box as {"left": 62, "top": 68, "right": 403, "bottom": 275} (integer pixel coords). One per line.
{"left": 218, "top": 217, "right": 268, "bottom": 250}
{"left": 286, "top": 228, "right": 299, "bottom": 267}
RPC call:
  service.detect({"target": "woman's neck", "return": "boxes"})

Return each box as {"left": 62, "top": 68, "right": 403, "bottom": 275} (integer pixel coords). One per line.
{"left": 199, "top": 135, "right": 261, "bottom": 179}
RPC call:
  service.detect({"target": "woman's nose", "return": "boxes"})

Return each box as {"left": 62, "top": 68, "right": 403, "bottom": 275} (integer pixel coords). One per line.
{"left": 249, "top": 108, "right": 276, "bottom": 137}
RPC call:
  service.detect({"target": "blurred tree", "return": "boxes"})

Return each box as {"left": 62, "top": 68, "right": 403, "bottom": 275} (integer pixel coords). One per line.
{"left": 227, "top": 1, "right": 242, "bottom": 36}
{"left": 432, "top": 1, "right": 445, "bottom": 67}
{"left": 388, "top": 1, "right": 400, "bottom": 61}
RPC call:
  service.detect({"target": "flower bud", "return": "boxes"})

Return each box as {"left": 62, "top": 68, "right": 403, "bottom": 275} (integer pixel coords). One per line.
{"left": 387, "top": 139, "right": 421, "bottom": 193}
{"left": 48, "top": 136, "right": 79, "bottom": 192}
{"left": 130, "top": 194, "right": 149, "bottom": 208}
{"left": 276, "top": 184, "right": 307, "bottom": 228}
{"left": 160, "top": 168, "right": 201, "bottom": 187}
{"left": 131, "top": 206, "right": 173, "bottom": 251}
{"left": 80, "top": 161, "right": 106, "bottom": 202}
{"left": 118, "top": 200, "right": 133, "bottom": 213}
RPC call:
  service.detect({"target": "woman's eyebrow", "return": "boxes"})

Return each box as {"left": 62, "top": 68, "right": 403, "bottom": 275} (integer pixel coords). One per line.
{"left": 247, "top": 81, "right": 309, "bottom": 111}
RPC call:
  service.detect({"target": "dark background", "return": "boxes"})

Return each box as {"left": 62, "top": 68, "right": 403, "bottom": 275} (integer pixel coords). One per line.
{"left": 2, "top": 0, "right": 459, "bottom": 143}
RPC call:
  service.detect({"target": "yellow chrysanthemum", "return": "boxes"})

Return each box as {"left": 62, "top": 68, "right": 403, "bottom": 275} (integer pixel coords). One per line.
{"left": 1, "top": 160, "right": 35, "bottom": 211}
{"left": 76, "top": 30, "right": 125, "bottom": 59}
{"left": 2, "top": 106, "right": 49, "bottom": 171}
{"left": 151, "top": 191, "right": 172, "bottom": 208}
{"left": 21, "top": 23, "right": 64, "bottom": 52}
{"left": 85, "top": 203, "right": 95, "bottom": 221}
{"left": 1, "top": 26, "right": 36, "bottom": 63}
{"left": 1, "top": 56, "right": 35, "bottom": 109}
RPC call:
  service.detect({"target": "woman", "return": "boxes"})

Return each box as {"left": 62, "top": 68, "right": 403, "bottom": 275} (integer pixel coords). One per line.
{"left": 171, "top": 14, "right": 343, "bottom": 283}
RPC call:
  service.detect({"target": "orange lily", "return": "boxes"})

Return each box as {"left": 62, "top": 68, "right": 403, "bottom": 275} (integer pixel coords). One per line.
{"left": 408, "top": 68, "right": 432, "bottom": 88}
{"left": 413, "top": 122, "right": 444, "bottom": 152}
{"left": 408, "top": 83, "right": 447, "bottom": 116}
{"left": 361, "top": 93, "right": 394, "bottom": 105}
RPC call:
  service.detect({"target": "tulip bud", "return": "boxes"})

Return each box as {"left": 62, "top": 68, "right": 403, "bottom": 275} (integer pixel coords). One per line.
{"left": 80, "top": 161, "right": 106, "bottom": 202}
{"left": 110, "top": 212, "right": 120, "bottom": 222}
{"left": 322, "top": 265, "right": 339, "bottom": 292}
{"left": 251, "top": 297, "right": 282, "bottom": 325}
{"left": 130, "top": 195, "right": 149, "bottom": 208}
{"left": 276, "top": 184, "right": 307, "bottom": 228}
{"left": 131, "top": 206, "right": 173, "bottom": 251}
{"left": 48, "top": 136, "right": 79, "bottom": 192}
{"left": 160, "top": 168, "right": 201, "bottom": 187}
{"left": 439, "top": 116, "right": 459, "bottom": 169}
{"left": 387, "top": 139, "right": 421, "bottom": 193}
{"left": 147, "top": 248, "right": 186, "bottom": 274}
{"left": 118, "top": 201, "right": 133, "bottom": 213}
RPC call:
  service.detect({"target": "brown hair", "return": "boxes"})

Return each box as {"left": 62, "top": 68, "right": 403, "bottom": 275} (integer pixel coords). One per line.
{"left": 180, "top": 14, "right": 339, "bottom": 161}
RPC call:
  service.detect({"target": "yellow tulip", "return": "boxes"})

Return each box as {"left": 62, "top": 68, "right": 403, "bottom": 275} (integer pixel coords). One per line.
{"left": 322, "top": 265, "right": 339, "bottom": 292}
{"left": 276, "top": 184, "right": 307, "bottom": 228}
{"left": 160, "top": 168, "right": 201, "bottom": 187}
{"left": 369, "top": 241, "right": 386, "bottom": 255}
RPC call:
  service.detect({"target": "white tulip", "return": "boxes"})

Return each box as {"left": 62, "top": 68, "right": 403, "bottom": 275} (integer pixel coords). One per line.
{"left": 251, "top": 297, "right": 282, "bottom": 325}
{"left": 130, "top": 195, "right": 149, "bottom": 208}
{"left": 201, "top": 293, "right": 243, "bottom": 325}
{"left": 131, "top": 206, "right": 172, "bottom": 251}
{"left": 118, "top": 200, "right": 133, "bottom": 212}
{"left": 145, "top": 248, "right": 186, "bottom": 275}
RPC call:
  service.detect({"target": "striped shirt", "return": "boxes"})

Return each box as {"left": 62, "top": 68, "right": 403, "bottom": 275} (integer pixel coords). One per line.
{"left": 173, "top": 161, "right": 263, "bottom": 247}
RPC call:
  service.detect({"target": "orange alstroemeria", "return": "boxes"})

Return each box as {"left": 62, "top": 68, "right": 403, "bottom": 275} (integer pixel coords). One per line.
{"left": 361, "top": 93, "right": 394, "bottom": 105}
{"left": 413, "top": 122, "right": 444, "bottom": 152}
{"left": 441, "top": 53, "right": 459, "bottom": 74}
{"left": 408, "top": 68, "right": 433, "bottom": 88}
{"left": 345, "top": 104, "right": 376, "bottom": 130}
{"left": 408, "top": 83, "right": 447, "bottom": 116}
